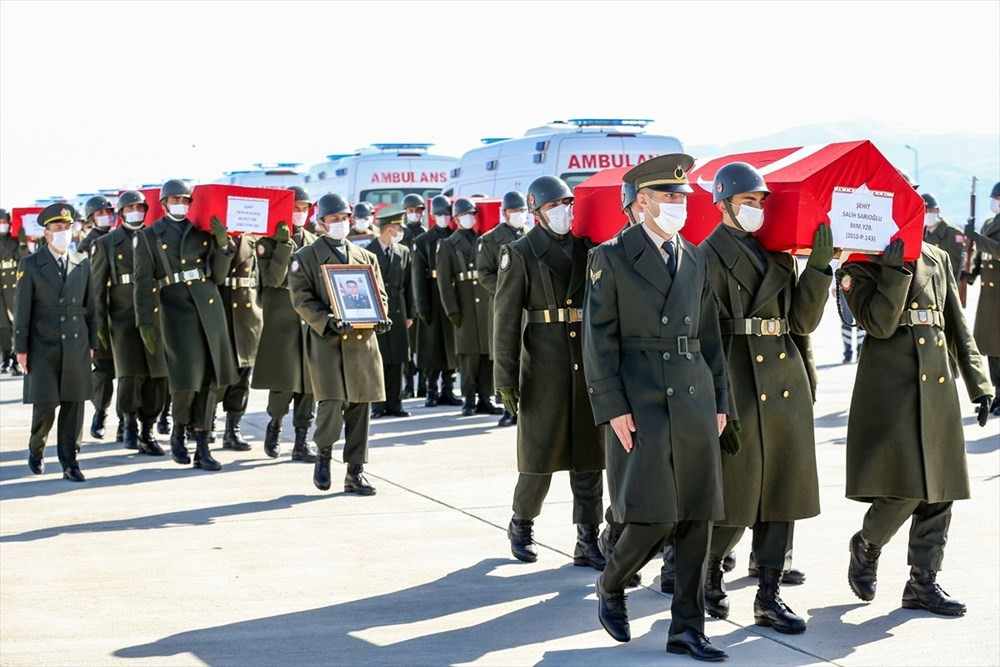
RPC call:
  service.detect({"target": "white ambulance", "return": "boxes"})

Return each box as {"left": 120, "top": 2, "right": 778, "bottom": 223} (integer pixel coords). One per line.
{"left": 441, "top": 119, "right": 685, "bottom": 197}
{"left": 304, "top": 143, "right": 457, "bottom": 206}
{"left": 213, "top": 163, "right": 306, "bottom": 189}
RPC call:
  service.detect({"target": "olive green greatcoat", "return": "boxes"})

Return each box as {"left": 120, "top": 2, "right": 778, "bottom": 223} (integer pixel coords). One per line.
{"left": 923, "top": 219, "right": 966, "bottom": 282}
{"left": 90, "top": 226, "right": 167, "bottom": 379}
{"left": 584, "top": 225, "right": 729, "bottom": 524}
{"left": 0, "top": 233, "right": 30, "bottom": 333}
{"left": 133, "top": 216, "right": 239, "bottom": 393}
{"left": 701, "top": 225, "right": 830, "bottom": 526}
{"left": 370, "top": 240, "right": 414, "bottom": 365}
{"left": 972, "top": 215, "right": 1000, "bottom": 356}
{"left": 14, "top": 248, "right": 97, "bottom": 403}
{"left": 412, "top": 225, "right": 457, "bottom": 370}
{"left": 494, "top": 225, "right": 603, "bottom": 474}
{"left": 476, "top": 222, "right": 523, "bottom": 357}
{"left": 288, "top": 237, "right": 387, "bottom": 403}
{"left": 78, "top": 227, "right": 113, "bottom": 363}
{"left": 839, "top": 244, "right": 991, "bottom": 503}
{"left": 437, "top": 229, "right": 491, "bottom": 355}
{"left": 251, "top": 227, "right": 316, "bottom": 393}
{"left": 219, "top": 235, "right": 263, "bottom": 369}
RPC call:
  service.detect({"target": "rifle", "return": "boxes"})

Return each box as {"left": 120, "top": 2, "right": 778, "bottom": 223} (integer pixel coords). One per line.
{"left": 959, "top": 175, "right": 977, "bottom": 307}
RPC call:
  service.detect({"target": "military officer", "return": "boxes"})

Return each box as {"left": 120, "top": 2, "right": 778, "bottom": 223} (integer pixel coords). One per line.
{"left": 400, "top": 193, "right": 426, "bottom": 398}
{"left": 839, "top": 238, "right": 991, "bottom": 616}
{"left": 494, "top": 176, "right": 605, "bottom": 569}
{"left": 288, "top": 193, "right": 389, "bottom": 495}
{"left": 919, "top": 193, "right": 965, "bottom": 282}
{"left": 964, "top": 181, "right": 1000, "bottom": 415}
{"left": 0, "top": 209, "right": 30, "bottom": 375}
{"left": 437, "top": 198, "right": 503, "bottom": 416}
{"left": 347, "top": 202, "right": 378, "bottom": 250}
{"left": 90, "top": 191, "right": 168, "bottom": 455}
{"left": 15, "top": 204, "right": 96, "bottom": 482}
{"left": 412, "top": 195, "right": 463, "bottom": 407}
{"left": 585, "top": 154, "right": 730, "bottom": 661}
{"left": 697, "top": 162, "right": 832, "bottom": 634}
{"left": 253, "top": 186, "right": 318, "bottom": 461}
{"left": 477, "top": 190, "right": 527, "bottom": 427}
{"left": 133, "top": 179, "right": 239, "bottom": 471}
{"left": 370, "top": 208, "right": 414, "bottom": 418}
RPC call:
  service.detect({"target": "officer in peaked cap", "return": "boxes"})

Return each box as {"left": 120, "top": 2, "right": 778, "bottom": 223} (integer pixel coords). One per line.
{"left": 919, "top": 193, "right": 965, "bottom": 283}
{"left": 0, "top": 207, "right": 30, "bottom": 375}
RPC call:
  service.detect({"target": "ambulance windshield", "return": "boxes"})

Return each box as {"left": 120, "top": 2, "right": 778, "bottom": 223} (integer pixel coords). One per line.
{"left": 360, "top": 188, "right": 442, "bottom": 206}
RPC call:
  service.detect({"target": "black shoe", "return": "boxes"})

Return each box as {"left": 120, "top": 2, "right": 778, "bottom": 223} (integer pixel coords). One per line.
{"left": 475, "top": 399, "right": 504, "bottom": 415}
{"left": 666, "top": 628, "right": 728, "bottom": 662}
{"left": 848, "top": 531, "right": 881, "bottom": 602}
{"left": 748, "top": 552, "right": 806, "bottom": 585}
{"left": 424, "top": 395, "right": 439, "bottom": 408}
{"left": 439, "top": 391, "right": 464, "bottom": 407}
{"left": 313, "top": 457, "right": 331, "bottom": 491}
{"left": 498, "top": 410, "right": 515, "bottom": 427}
{"left": 90, "top": 410, "right": 107, "bottom": 439}
{"left": 753, "top": 567, "right": 807, "bottom": 634}
{"left": 574, "top": 524, "right": 607, "bottom": 570}
{"left": 291, "top": 428, "right": 317, "bottom": 463}
{"left": 901, "top": 568, "right": 966, "bottom": 616}
{"left": 27, "top": 453, "right": 44, "bottom": 475}
{"left": 371, "top": 407, "right": 387, "bottom": 419}
{"left": 722, "top": 551, "right": 736, "bottom": 573}
{"left": 192, "top": 431, "right": 222, "bottom": 471}
{"left": 661, "top": 543, "right": 676, "bottom": 594}
{"left": 344, "top": 463, "right": 376, "bottom": 495}
{"left": 138, "top": 421, "right": 165, "bottom": 456}
{"left": 461, "top": 397, "right": 476, "bottom": 416}
{"left": 401, "top": 387, "right": 414, "bottom": 399}
{"left": 263, "top": 418, "right": 282, "bottom": 459}
{"left": 170, "top": 425, "right": 190, "bottom": 465}
{"left": 508, "top": 516, "right": 538, "bottom": 562}
{"left": 122, "top": 414, "right": 139, "bottom": 450}
{"left": 704, "top": 554, "right": 729, "bottom": 620}
{"left": 386, "top": 409, "right": 411, "bottom": 418}
{"left": 62, "top": 466, "right": 86, "bottom": 482}
{"left": 222, "top": 413, "right": 251, "bottom": 451}
{"left": 596, "top": 577, "right": 630, "bottom": 643}
{"left": 156, "top": 410, "right": 171, "bottom": 435}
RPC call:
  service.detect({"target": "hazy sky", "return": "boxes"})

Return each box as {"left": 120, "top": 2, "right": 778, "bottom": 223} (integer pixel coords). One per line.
{"left": 2, "top": 0, "right": 998, "bottom": 205}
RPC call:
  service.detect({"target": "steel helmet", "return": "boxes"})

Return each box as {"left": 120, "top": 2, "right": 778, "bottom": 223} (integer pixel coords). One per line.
{"left": 288, "top": 186, "right": 311, "bottom": 203}
{"left": 712, "top": 162, "right": 770, "bottom": 203}
{"left": 84, "top": 195, "right": 115, "bottom": 220}
{"left": 991, "top": 181, "right": 1000, "bottom": 199}
{"left": 116, "top": 190, "right": 147, "bottom": 213}
{"left": 352, "top": 202, "right": 375, "bottom": 218}
{"left": 526, "top": 175, "right": 573, "bottom": 212}
{"left": 401, "top": 193, "right": 425, "bottom": 209}
{"left": 316, "top": 193, "right": 351, "bottom": 219}
{"left": 620, "top": 182, "right": 637, "bottom": 212}
{"left": 501, "top": 191, "right": 527, "bottom": 210}
{"left": 897, "top": 168, "right": 919, "bottom": 190}
{"left": 0, "top": 208, "right": 8, "bottom": 222}
{"left": 430, "top": 195, "right": 451, "bottom": 216}
{"left": 921, "top": 193, "right": 940, "bottom": 209}
{"left": 452, "top": 198, "right": 476, "bottom": 216}
{"left": 159, "top": 179, "right": 193, "bottom": 202}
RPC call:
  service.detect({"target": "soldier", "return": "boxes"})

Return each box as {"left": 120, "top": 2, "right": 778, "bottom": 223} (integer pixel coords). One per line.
{"left": 494, "top": 176, "right": 605, "bottom": 569}
{"left": 347, "top": 202, "right": 378, "bottom": 250}
{"left": 80, "top": 195, "right": 119, "bottom": 442}
{"left": 585, "top": 154, "right": 730, "bottom": 661}
{"left": 921, "top": 193, "right": 965, "bottom": 282}
{"left": 370, "top": 208, "right": 414, "bottom": 419}
{"left": 839, "top": 239, "right": 991, "bottom": 616}
{"left": 412, "top": 195, "right": 463, "bottom": 408}
{"left": 477, "top": 190, "right": 527, "bottom": 427}
{"left": 90, "top": 191, "right": 168, "bottom": 455}
{"left": 253, "top": 186, "right": 318, "bottom": 461}
{"left": 288, "top": 193, "right": 389, "bottom": 494}
{"left": 620, "top": 182, "right": 642, "bottom": 227}
{"left": 437, "top": 198, "right": 503, "bottom": 417}
{"left": 15, "top": 204, "right": 96, "bottom": 482}
{"left": 964, "top": 181, "right": 1000, "bottom": 415}
{"left": 399, "top": 193, "right": 426, "bottom": 398}
{"left": 698, "top": 162, "right": 832, "bottom": 633}
{"left": 133, "top": 179, "right": 239, "bottom": 472}
{"left": 0, "top": 209, "right": 30, "bottom": 375}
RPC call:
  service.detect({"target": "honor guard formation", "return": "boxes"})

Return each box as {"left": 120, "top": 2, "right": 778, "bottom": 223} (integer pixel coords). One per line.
{"left": 3, "top": 163, "right": 999, "bottom": 662}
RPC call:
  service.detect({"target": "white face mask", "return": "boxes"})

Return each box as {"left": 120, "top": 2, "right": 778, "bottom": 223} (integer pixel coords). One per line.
{"left": 734, "top": 203, "right": 764, "bottom": 232}
{"left": 0, "top": 223, "right": 9, "bottom": 235}
{"left": 650, "top": 200, "right": 686, "bottom": 235}
{"left": 392, "top": 231, "right": 405, "bottom": 244}
{"left": 72, "top": 221, "right": 83, "bottom": 233}
{"left": 324, "top": 219, "right": 350, "bottom": 240}
{"left": 291, "top": 211, "right": 308, "bottom": 228}
{"left": 406, "top": 212, "right": 423, "bottom": 223}
{"left": 434, "top": 214, "right": 450, "bottom": 228}
{"left": 458, "top": 214, "right": 476, "bottom": 230}
{"left": 50, "top": 229, "right": 72, "bottom": 252}
{"left": 123, "top": 211, "right": 145, "bottom": 226}
{"left": 354, "top": 217, "right": 372, "bottom": 231}
{"left": 544, "top": 204, "right": 573, "bottom": 235}
{"left": 94, "top": 213, "right": 113, "bottom": 229}
{"left": 923, "top": 212, "right": 940, "bottom": 228}
{"left": 506, "top": 211, "right": 527, "bottom": 228}
{"left": 167, "top": 203, "right": 189, "bottom": 218}
{"left": 991, "top": 199, "right": 1000, "bottom": 215}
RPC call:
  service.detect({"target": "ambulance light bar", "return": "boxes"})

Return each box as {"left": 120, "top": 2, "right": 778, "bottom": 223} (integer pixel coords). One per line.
{"left": 223, "top": 170, "right": 254, "bottom": 176}
{"left": 480, "top": 138, "right": 511, "bottom": 145}
{"left": 254, "top": 162, "right": 302, "bottom": 170}
{"left": 372, "top": 143, "right": 433, "bottom": 151}
{"left": 566, "top": 118, "right": 652, "bottom": 128}
{"left": 325, "top": 154, "right": 351, "bottom": 161}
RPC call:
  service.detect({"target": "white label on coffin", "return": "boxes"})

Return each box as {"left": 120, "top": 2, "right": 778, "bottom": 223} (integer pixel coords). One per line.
{"left": 226, "top": 196, "right": 269, "bottom": 234}
{"left": 828, "top": 184, "right": 894, "bottom": 252}
{"left": 21, "top": 214, "right": 44, "bottom": 237}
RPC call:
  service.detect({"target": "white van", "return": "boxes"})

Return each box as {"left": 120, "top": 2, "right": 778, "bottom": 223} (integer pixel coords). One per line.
{"left": 442, "top": 119, "right": 685, "bottom": 197}
{"left": 304, "top": 144, "right": 457, "bottom": 206}
{"left": 213, "top": 163, "right": 306, "bottom": 189}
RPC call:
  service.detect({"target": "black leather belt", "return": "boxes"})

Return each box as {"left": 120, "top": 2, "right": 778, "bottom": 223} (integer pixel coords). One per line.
{"left": 621, "top": 336, "right": 701, "bottom": 354}
{"left": 37, "top": 305, "right": 87, "bottom": 316}
{"left": 524, "top": 308, "right": 583, "bottom": 324}
{"left": 720, "top": 317, "right": 789, "bottom": 336}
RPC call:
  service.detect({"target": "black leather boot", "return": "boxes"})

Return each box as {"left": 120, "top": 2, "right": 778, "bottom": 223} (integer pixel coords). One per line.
{"left": 475, "top": 398, "right": 503, "bottom": 415}
{"left": 138, "top": 420, "right": 165, "bottom": 456}
{"left": 722, "top": 551, "right": 736, "bottom": 573}
{"left": 313, "top": 455, "right": 331, "bottom": 491}
{"left": 749, "top": 551, "right": 806, "bottom": 585}
{"left": 291, "top": 427, "right": 317, "bottom": 462}
{"left": 461, "top": 395, "right": 476, "bottom": 416}
{"left": 704, "top": 554, "right": 730, "bottom": 619}
{"left": 753, "top": 566, "right": 807, "bottom": 634}
{"left": 170, "top": 424, "right": 190, "bottom": 465}
{"left": 901, "top": 567, "right": 966, "bottom": 616}
{"left": 424, "top": 385, "right": 439, "bottom": 407}
{"left": 848, "top": 531, "right": 881, "bottom": 602}
{"left": 596, "top": 577, "right": 630, "bottom": 643}
{"left": 207, "top": 414, "right": 218, "bottom": 444}
{"left": 345, "top": 463, "right": 376, "bottom": 495}
{"left": 90, "top": 410, "right": 107, "bottom": 439}
{"left": 192, "top": 430, "right": 222, "bottom": 471}
{"left": 115, "top": 418, "right": 124, "bottom": 444}
{"left": 222, "top": 412, "right": 251, "bottom": 451}
{"left": 122, "top": 414, "right": 140, "bottom": 450}
{"left": 439, "top": 375, "right": 464, "bottom": 406}
{"left": 661, "top": 542, "right": 676, "bottom": 594}
{"left": 156, "top": 405, "right": 171, "bottom": 435}
{"left": 574, "top": 524, "right": 607, "bottom": 570}
{"left": 498, "top": 410, "right": 515, "bottom": 427}
{"left": 263, "top": 418, "right": 281, "bottom": 459}
{"left": 507, "top": 516, "right": 538, "bottom": 562}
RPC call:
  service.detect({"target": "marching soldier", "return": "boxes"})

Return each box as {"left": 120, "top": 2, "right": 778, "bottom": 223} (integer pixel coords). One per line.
{"left": 921, "top": 193, "right": 965, "bottom": 282}
{"left": 90, "top": 191, "right": 168, "bottom": 455}
{"left": 839, "top": 239, "right": 992, "bottom": 616}
{"left": 15, "top": 204, "right": 96, "bottom": 482}
{"left": 964, "top": 181, "right": 1000, "bottom": 415}
{"left": 253, "top": 186, "right": 318, "bottom": 461}
{"left": 133, "top": 179, "right": 239, "bottom": 472}
{"left": 370, "top": 208, "right": 414, "bottom": 418}
{"left": 0, "top": 209, "right": 29, "bottom": 375}
{"left": 494, "top": 176, "right": 605, "bottom": 569}
{"left": 400, "top": 193, "right": 426, "bottom": 397}
{"left": 437, "top": 198, "right": 503, "bottom": 417}
{"left": 698, "top": 162, "right": 832, "bottom": 634}
{"left": 347, "top": 202, "right": 378, "bottom": 250}
{"left": 584, "top": 154, "right": 730, "bottom": 661}
{"left": 412, "top": 195, "right": 463, "bottom": 408}
{"left": 477, "top": 190, "right": 527, "bottom": 427}
{"left": 288, "top": 193, "right": 389, "bottom": 495}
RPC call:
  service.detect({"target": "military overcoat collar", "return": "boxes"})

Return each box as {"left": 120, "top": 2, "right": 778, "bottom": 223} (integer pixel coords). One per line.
{"left": 909, "top": 244, "right": 940, "bottom": 300}
{"left": 526, "top": 225, "right": 573, "bottom": 283}
{"left": 312, "top": 237, "right": 368, "bottom": 265}
{"left": 705, "top": 223, "right": 793, "bottom": 316}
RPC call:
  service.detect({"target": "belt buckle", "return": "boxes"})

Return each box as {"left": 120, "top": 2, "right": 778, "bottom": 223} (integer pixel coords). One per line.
{"left": 570, "top": 308, "right": 583, "bottom": 323}
{"left": 762, "top": 318, "right": 781, "bottom": 336}
{"left": 677, "top": 336, "right": 689, "bottom": 355}
{"left": 915, "top": 310, "right": 930, "bottom": 325}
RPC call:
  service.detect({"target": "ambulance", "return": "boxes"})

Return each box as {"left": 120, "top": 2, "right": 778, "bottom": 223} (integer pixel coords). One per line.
{"left": 304, "top": 143, "right": 457, "bottom": 206}
{"left": 441, "top": 119, "right": 685, "bottom": 197}
{"left": 214, "top": 163, "right": 306, "bottom": 188}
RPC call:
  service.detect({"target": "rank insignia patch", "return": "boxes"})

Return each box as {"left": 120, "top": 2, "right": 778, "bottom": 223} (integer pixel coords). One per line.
{"left": 590, "top": 269, "right": 603, "bottom": 284}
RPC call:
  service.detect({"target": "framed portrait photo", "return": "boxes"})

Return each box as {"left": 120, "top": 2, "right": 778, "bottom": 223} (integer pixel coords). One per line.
{"left": 320, "top": 264, "right": 386, "bottom": 328}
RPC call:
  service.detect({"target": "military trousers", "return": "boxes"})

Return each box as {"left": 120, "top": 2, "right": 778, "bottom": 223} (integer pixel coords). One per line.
{"left": 458, "top": 353, "right": 493, "bottom": 400}
{"left": 860, "top": 497, "right": 953, "bottom": 571}
{"left": 221, "top": 366, "right": 252, "bottom": 414}
{"left": 28, "top": 402, "right": 83, "bottom": 470}
{"left": 711, "top": 521, "right": 794, "bottom": 571}
{"left": 602, "top": 520, "right": 710, "bottom": 636}
{"left": 314, "top": 399, "right": 370, "bottom": 465}
{"left": 91, "top": 357, "right": 115, "bottom": 413}
{"left": 117, "top": 375, "right": 168, "bottom": 422}
{"left": 267, "top": 390, "right": 315, "bottom": 430}
{"left": 0, "top": 326, "right": 12, "bottom": 356}
{"left": 171, "top": 385, "right": 218, "bottom": 432}
{"left": 377, "top": 362, "right": 403, "bottom": 412}
{"left": 425, "top": 368, "right": 459, "bottom": 398}
{"left": 513, "top": 471, "right": 603, "bottom": 525}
